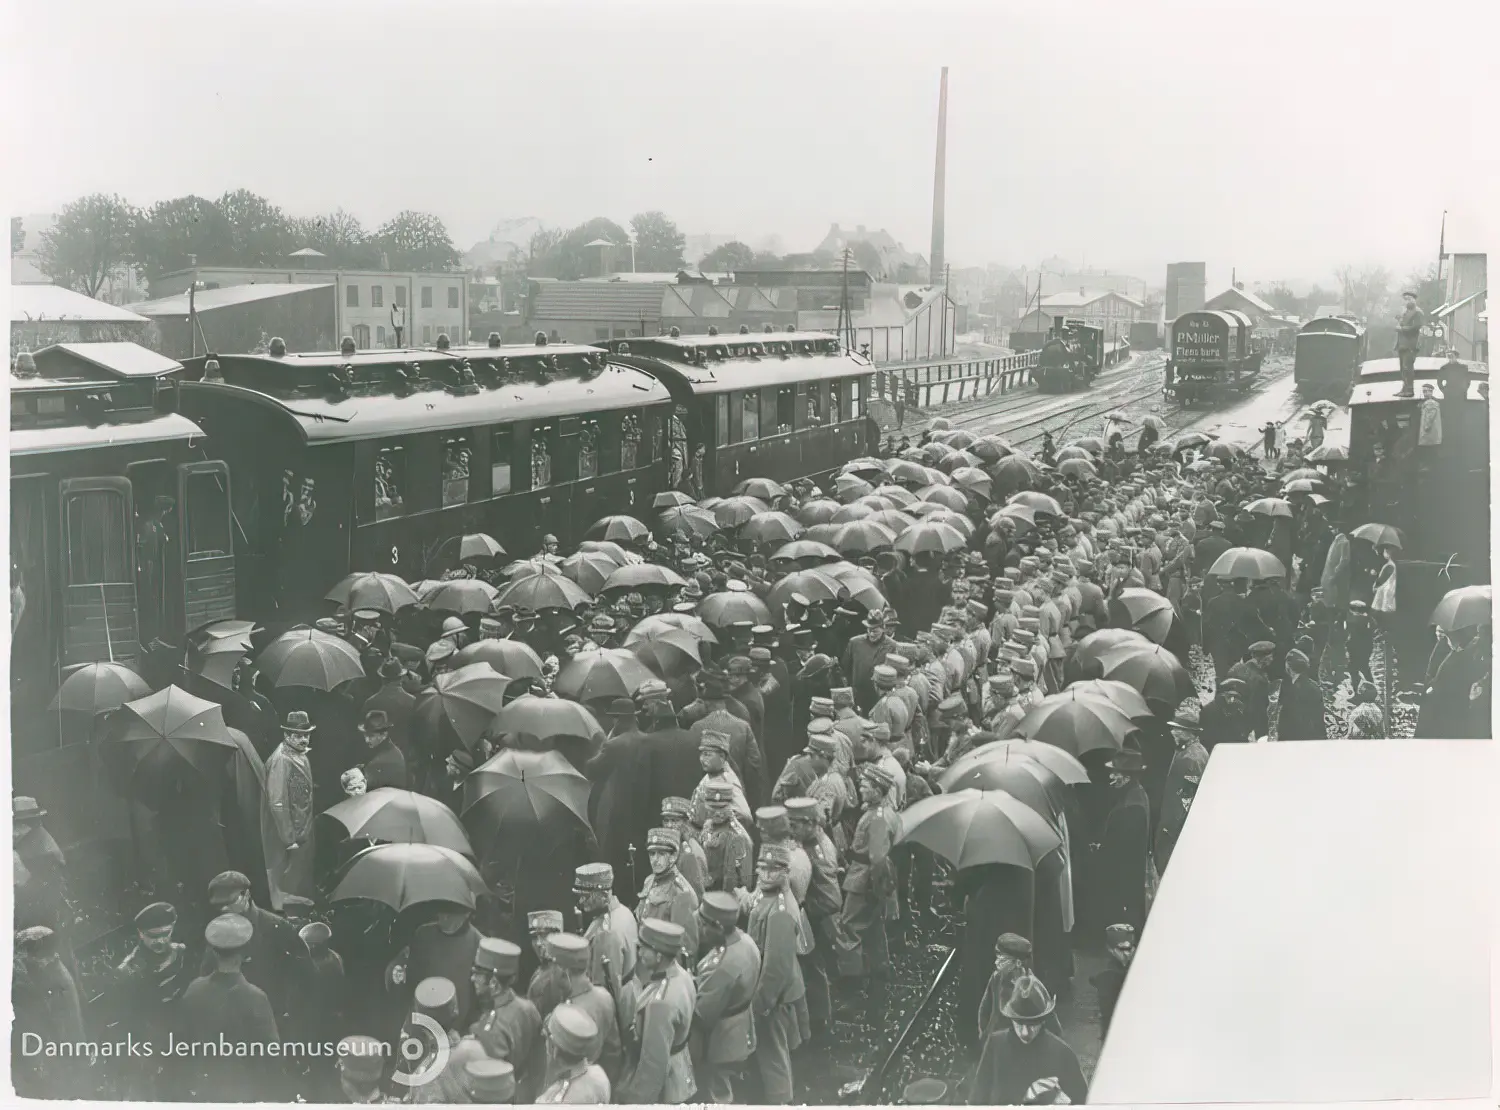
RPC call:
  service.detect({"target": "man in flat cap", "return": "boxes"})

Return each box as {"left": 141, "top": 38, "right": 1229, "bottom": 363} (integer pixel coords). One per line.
{"left": 1092, "top": 750, "right": 1156, "bottom": 937}
{"left": 537, "top": 1003, "right": 611, "bottom": 1103}
{"left": 542, "top": 932, "right": 622, "bottom": 1084}
{"left": 1091, "top": 923, "right": 1137, "bottom": 1035}
{"left": 112, "top": 901, "right": 191, "bottom": 1090}
{"left": 265, "top": 710, "right": 318, "bottom": 907}
{"left": 617, "top": 919, "right": 697, "bottom": 1103}
{"left": 574, "top": 862, "right": 637, "bottom": 1003}
{"left": 691, "top": 890, "right": 760, "bottom": 1102}
{"left": 1396, "top": 289, "right": 1425, "bottom": 397}
{"left": 637, "top": 827, "right": 700, "bottom": 957}
{"left": 202, "top": 870, "right": 311, "bottom": 1031}
{"left": 179, "top": 914, "right": 282, "bottom": 1100}
{"left": 1227, "top": 642, "right": 1275, "bottom": 738}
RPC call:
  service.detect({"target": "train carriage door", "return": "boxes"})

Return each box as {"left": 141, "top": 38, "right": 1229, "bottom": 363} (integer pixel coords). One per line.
{"left": 59, "top": 477, "right": 141, "bottom": 666}
{"left": 177, "top": 460, "right": 238, "bottom": 636}
{"left": 11, "top": 475, "right": 56, "bottom": 741}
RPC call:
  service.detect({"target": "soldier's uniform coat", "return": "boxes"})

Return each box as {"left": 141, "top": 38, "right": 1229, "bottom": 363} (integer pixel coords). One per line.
{"left": 617, "top": 961, "right": 697, "bottom": 1103}
{"left": 636, "top": 870, "right": 700, "bottom": 960}
{"left": 535, "top": 1064, "right": 612, "bottom": 1103}
{"left": 584, "top": 899, "right": 637, "bottom": 1000}
{"left": 699, "top": 818, "right": 754, "bottom": 893}
{"left": 691, "top": 929, "right": 761, "bottom": 1101}
{"left": 747, "top": 888, "right": 809, "bottom": 1104}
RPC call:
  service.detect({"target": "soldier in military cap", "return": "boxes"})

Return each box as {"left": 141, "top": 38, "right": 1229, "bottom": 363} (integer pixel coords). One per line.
{"left": 785, "top": 796, "right": 840, "bottom": 1039}
{"left": 403, "top": 977, "right": 468, "bottom": 1103}
{"left": 869, "top": 663, "right": 913, "bottom": 754}
{"left": 333, "top": 1035, "right": 390, "bottom": 1103}
{"left": 747, "top": 842, "right": 809, "bottom": 1103}
{"left": 536, "top": 1003, "right": 611, "bottom": 1103}
{"left": 637, "top": 827, "right": 701, "bottom": 957}
{"left": 525, "top": 910, "right": 569, "bottom": 1019}
{"left": 1228, "top": 641, "right": 1276, "bottom": 736}
{"left": 617, "top": 919, "right": 697, "bottom": 1103}
{"left": 803, "top": 729, "right": 851, "bottom": 848}
{"left": 691, "top": 890, "right": 760, "bottom": 1101}
{"left": 541, "top": 932, "right": 623, "bottom": 1083}
{"left": 834, "top": 764, "right": 898, "bottom": 988}
{"left": 202, "top": 870, "right": 311, "bottom": 1030}
{"left": 685, "top": 671, "right": 765, "bottom": 807}
{"left": 463, "top": 1058, "right": 517, "bottom": 1104}
{"left": 113, "top": 901, "right": 191, "bottom": 1082}
{"left": 660, "top": 797, "right": 708, "bottom": 898}
{"left": 573, "top": 862, "right": 637, "bottom": 1002}
{"left": 698, "top": 782, "right": 754, "bottom": 894}
{"left": 461, "top": 937, "right": 543, "bottom": 1096}
{"left": 179, "top": 914, "right": 282, "bottom": 1100}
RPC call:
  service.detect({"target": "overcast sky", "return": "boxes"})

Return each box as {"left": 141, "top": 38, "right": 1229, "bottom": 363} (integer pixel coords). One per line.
{"left": 4, "top": 0, "right": 1495, "bottom": 290}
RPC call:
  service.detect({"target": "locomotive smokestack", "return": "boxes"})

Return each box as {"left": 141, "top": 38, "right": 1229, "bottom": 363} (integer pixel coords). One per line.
{"left": 929, "top": 66, "right": 948, "bottom": 287}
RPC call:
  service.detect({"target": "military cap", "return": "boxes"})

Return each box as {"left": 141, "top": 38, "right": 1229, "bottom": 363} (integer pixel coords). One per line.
{"left": 1208, "top": 520, "right": 1226, "bottom": 530}
{"left": 464, "top": 1058, "right": 516, "bottom": 1101}
{"left": 299, "top": 920, "right": 332, "bottom": 947}
{"left": 1249, "top": 641, "right": 1275, "bottom": 656}
{"left": 938, "top": 693, "right": 967, "bottom": 716}
{"left": 860, "top": 763, "right": 896, "bottom": 792}
{"left": 1105, "top": 923, "right": 1137, "bottom": 946}
{"left": 205, "top": 913, "right": 254, "bottom": 952}
{"left": 993, "top": 588, "right": 1016, "bottom": 603}
{"left": 1106, "top": 749, "right": 1146, "bottom": 774}
{"left": 748, "top": 646, "right": 773, "bottom": 664}
{"left": 864, "top": 720, "right": 892, "bottom": 743}
{"left": 698, "top": 729, "right": 731, "bottom": 754}
{"left": 996, "top": 932, "right": 1033, "bottom": 958}
{"left": 966, "top": 599, "right": 989, "bottom": 620}
{"left": 646, "top": 826, "right": 681, "bottom": 852}
{"left": 547, "top": 1003, "right": 602, "bottom": 1060}
{"left": 1011, "top": 658, "right": 1037, "bottom": 678}
{"left": 755, "top": 805, "right": 791, "bottom": 837}
{"left": 1217, "top": 677, "right": 1247, "bottom": 693}
{"left": 831, "top": 687, "right": 855, "bottom": 707}
{"left": 1001, "top": 567, "right": 1023, "bottom": 581}
{"left": 1284, "top": 648, "right": 1310, "bottom": 673}
{"left": 337, "top": 1035, "right": 386, "bottom": 1080}
{"left": 415, "top": 976, "right": 458, "bottom": 1020}
{"left": 478, "top": 616, "right": 503, "bottom": 636}
{"left": 698, "top": 890, "right": 741, "bottom": 928}
{"left": 872, "top": 663, "right": 898, "bottom": 685}
{"left": 135, "top": 901, "right": 177, "bottom": 934}
{"left": 314, "top": 617, "right": 343, "bottom": 635}
{"left": 475, "top": 936, "right": 521, "bottom": 975}
{"left": 886, "top": 653, "right": 913, "bottom": 674}
{"left": 806, "top": 732, "right": 839, "bottom": 759}
{"left": 425, "top": 639, "right": 457, "bottom": 664}
{"left": 989, "top": 673, "right": 1016, "bottom": 691}
{"left": 639, "top": 918, "right": 687, "bottom": 956}
{"left": 572, "top": 862, "right": 614, "bottom": 892}
{"left": 661, "top": 796, "right": 693, "bottom": 820}
{"left": 808, "top": 696, "right": 836, "bottom": 715}
{"left": 546, "top": 932, "right": 591, "bottom": 972}
{"left": 207, "top": 870, "right": 252, "bottom": 905}
{"left": 758, "top": 842, "right": 792, "bottom": 870}
{"left": 784, "top": 797, "right": 820, "bottom": 822}
{"left": 702, "top": 782, "right": 734, "bottom": 803}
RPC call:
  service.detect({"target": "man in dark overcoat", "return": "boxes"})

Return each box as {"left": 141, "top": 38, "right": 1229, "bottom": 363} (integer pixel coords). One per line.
{"left": 1092, "top": 749, "right": 1153, "bottom": 937}
{"left": 1276, "top": 650, "right": 1327, "bottom": 740}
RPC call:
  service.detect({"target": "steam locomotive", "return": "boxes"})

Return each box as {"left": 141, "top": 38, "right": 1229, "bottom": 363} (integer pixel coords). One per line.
{"left": 1036, "top": 318, "right": 1106, "bottom": 392}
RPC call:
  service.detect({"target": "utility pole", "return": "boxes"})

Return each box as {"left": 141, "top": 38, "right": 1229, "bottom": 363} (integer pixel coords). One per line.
{"left": 1436, "top": 210, "right": 1448, "bottom": 300}
{"left": 837, "top": 247, "right": 855, "bottom": 354}
{"left": 942, "top": 262, "right": 952, "bottom": 357}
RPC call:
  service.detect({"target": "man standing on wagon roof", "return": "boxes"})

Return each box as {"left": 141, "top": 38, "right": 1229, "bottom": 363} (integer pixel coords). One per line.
{"left": 1396, "top": 290, "right": 1425, "bottom": 397}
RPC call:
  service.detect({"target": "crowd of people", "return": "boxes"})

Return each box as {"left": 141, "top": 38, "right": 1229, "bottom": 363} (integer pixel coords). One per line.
{"left": 12, "top": 413, "right": 1486, "bottom": 1106}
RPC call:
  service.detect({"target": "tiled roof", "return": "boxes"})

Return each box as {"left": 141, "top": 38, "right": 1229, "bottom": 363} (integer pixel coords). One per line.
{"left": 1206, "top": 287, "right": 1275, "bottom": 314}
{"left": 530, "top": 282, "right": 671, "bottom": 320}
{"left": 11, "top": 284, "right": 149, "bottom": 324}
{"left": 1041, "top": 289, "right": 1143, "bottom": 310}
{"left": 127, "top": 282, "right": 334, "bottom": 315}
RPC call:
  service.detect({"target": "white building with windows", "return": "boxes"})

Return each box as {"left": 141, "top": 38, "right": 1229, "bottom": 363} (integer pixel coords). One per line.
{"left": 145, "top": 266, "right": 469, "bottom": 349}
{"left": 1012, "top": 288, "right": 1144, "bottom": 340}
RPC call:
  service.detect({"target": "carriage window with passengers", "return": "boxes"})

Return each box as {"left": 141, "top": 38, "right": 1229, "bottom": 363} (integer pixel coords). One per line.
{"left": 442, "top": 434, "right": 472, "bottom": 507}
{"left": 578, "top": 418, "right": 600, "bottom": 480}
{"left": 620, "top": 413, "right": 641, "bottom": 470}
{"left": 183, "top": 471, "right": 231, "bottom": 559}
{"left": 531, "top": 424, "right": 555, "bottom": 488}
{"left": 829, "top": 380, "right": 844, "bottom": 423}
{"left": 374, "top": 445, "right": 406, "bottom": 520}
{"left": 490, "top": 428, "right": 513, "bottom": 496}
{"left": 806, "top": 385, "right": 823, "bottom": 425}
{"left": 776, "top": 386, "right": 795, "bottom": 435}
{"left": 740, "top": 391, "right": 759, "bottom": 441}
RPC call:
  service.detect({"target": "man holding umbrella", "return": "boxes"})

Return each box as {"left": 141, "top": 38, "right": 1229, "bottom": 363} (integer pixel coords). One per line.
{"left": 265, "top": 711, "right": 318, "bottom": 907}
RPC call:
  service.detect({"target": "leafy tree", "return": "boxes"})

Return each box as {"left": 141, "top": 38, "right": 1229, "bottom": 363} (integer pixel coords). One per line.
{"left": 527, "top": 227, "right": 564, "bottom": 267}
{"left": 217, "top": 189, "right": 292, "bottom": 267}
{"left": 529, "top": 218, "right": 628, "bottom": 280}
{"left": 629, "top": 210, "right": 686, "bottom": 273}
{"left": 130, "top": 195, "right": 234, "bottom": 287}
{"left": 1403, "top": 263, "right": 1445, "bottom": 313}
{"left": 288, "top": 209, "right": 381, "bottom": 269}
{"left": 1262, "top": 283, "right": 1302, "bottom": 314}
{"left": 1334, "top": 264, "right": 1393, "bottom": 323}
{"left": 10, "top": 217, "right": 22, "bottom": 255}
{"left": 373, "top": 210, "right": 461, "bottom": 272}
{"left": 34, "top": 193, "right": 137, "bottom": 298}
{"left": 698, "top": 240, "right": 756, "bottom": 272}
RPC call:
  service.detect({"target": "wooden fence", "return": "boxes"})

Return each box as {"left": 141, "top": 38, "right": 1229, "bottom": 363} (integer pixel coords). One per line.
{"left": 873, "top": 351, "right": 1040, "bottom": 409}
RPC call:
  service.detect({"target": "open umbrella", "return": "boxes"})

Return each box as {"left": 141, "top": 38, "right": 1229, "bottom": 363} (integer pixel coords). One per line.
{"left": 1074, "top": 628, "right": 1155, "bottom": 670}
{"left": 833, "top": 520, "right": 897, "bottom": 555}
{"left": 924, "top": 509, "right": 974, "bottom": 538}
{"left": 454, "top": 639, "right": 545, "bottom": 682}
{"left": 329, "top": 843, "right": 487, "bottom": 912}
{"left": 188, "top": 636, "right": 253, "bottom": 687}
{"left": 628, "top": 626, "right": 706, "bottom": 677}
{"left": 658, "top": 506, "right": 719, "bottom": 539}
{"left": 1172, "top": 431, "right": 1213, "bottom": 450}
{"left": 921, "top": 441, "right": 958, "bottom": 465}
{"left": 795, "top": 499, "right": 842, "bottom": 526}
{"left": 654, "top": 490, "right": 696, "bottom": 509}
{"left": 1246, "top": 497, "right": 1294, "bottom": 518}
{"left": 947, "top": 739, "right": 1090, "bottom": 784}
{"left": 821, "top": 561, "right": 881, "bottom": 591}
{"left": 554, "top": 648, "right": 656, "bottom": 703}
{"left": 841, "top": 457, "right": 887, "bottom": 478}
{"left": 734, "top": 477, "right": 786, "bottom": 501}
{"left": 855, "top": 495, "right": 898, "bottom": 513}
{"left": 1016, "top": 695, "right": 1135, "bottom": 757}
{"left": 872, "top": 484, "right": 918, "bottom": 507}
{"left": 490, "top": 695, "right": 604, "bottom": 748}
{"left": 771, "top": 540, "right": 840, "bottom": 564}
{"left": 579, "top": 540, "right": 637, "bottom": 564}
{"left": 830, "top": 502, "right": 876, "bottom": 524}
{"left": 886, "top": 460, "right": 929, "bottom": 486}
{"left": 1055, "top": 445, "right": 1094, "bottom": 463}
{"left": 1064, "top": 678, "right": 1153, "bottom": 719}
{"left": 602, "top": 563, "right": 687, "bottom": 592}
{"left": 1203, "top": 441, "right": 1239, "bottom": 461}
{"left": 1068, "top": 436, "right": 1105, "bottom": 454}
{"left": 834, "top": 474, "right": 875, "bottom": 502}
{"left": 322, "top": 788, "right": 472, "bottom": 855}
{"left": 1096, "top": 642, "right": 1196, "bottom": 705}
{"left": 1351, "top": 522, "right": 1404, "bottom": 550}
{"left": 326, "top": 572, "right": 421, "bottom": 614}
{"left": 1281, "top": 468, "right": 1326, "bottom": 484}
{"left": 970, "top": 437, "right": 1013, "bottom": 462}
{"left": 803, "top": 523, "right": 842, "bottom": 546}
{"left": 425, "top": 578, "right": 501, "bottom": 615}
{"left": 992, "top": 503, "right": 1038, "bottom": 529}
{"left": 865, "top": 509, "right": 918, "bottom": 534}
{"left": 627, "top": 613, "right": 718, "bottom": 647}
{"left": 48, "top": 662, "right": 151, "bottom": 714}
{"left": 1429, "top": 585, "right": 1492, "bottom": 632}
{"left": 894, "top": 520, "right": 967, "bottom": 556}
{"left": 108, "top": 685, "right": 237, "bottom": 776}
{"left": 1207, "top": 547, "right": 1287, "bottom": 580}
{"left": 918, "top": 484, "right": 970, "bottom": 512}
{"left": 1058, "top": 458, "right": 1098, "bottom": 480}
{"left": 258, "top": 629, "right": 366, "bottom": 691}
{"left": 698, "top": 591, "right": 773, "bottom": 628}
{"left": 896, "top": 789, "right": 1061, "bottom": 870}
{"left": 713, "top": 496, "right": 770, "bottom": 528}
{"left": 495, "top": 569, "right": 591, "bottom": 611}
{"left": 462, "top": 749, "right": 593, "bottom": 870}
{"left": 767, "top": 569, "right": 844, "bottom": 611}
{"left": 1281, "top": 479, "right": 1321, "bottom": 495}
{"left": 503, "top": 559, "right": 553, "bottom": 582}
{"left": 1108, "top": 588, "right": 1178, "bottom": 644}
{"left": 936, "top": 755, "right": 1064, "bottom": 822}
{"left": 741, "top": 512, "right": 804, "bottom": 546}
{"left": 414, "top": 663, "right": 512, "bottom": 750}
{"left": 1306, "top": 443, "right": 1348, "bottom": 462}
{"left": 1008, "top": 491, "right": 1063, "bottom": 517}
{"left": 448, "top": 534, "right": 507, "bottom": 563}
{"left": 559, "top": 550, "right": 623, "bottom": 594}
{"left": 586, "top": 515, "right": 650, "bottom": 544}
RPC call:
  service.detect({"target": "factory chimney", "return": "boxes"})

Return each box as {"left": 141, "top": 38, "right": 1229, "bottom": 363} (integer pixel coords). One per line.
{"left": 929, "top": 67, "right": 948, "bottom": 286}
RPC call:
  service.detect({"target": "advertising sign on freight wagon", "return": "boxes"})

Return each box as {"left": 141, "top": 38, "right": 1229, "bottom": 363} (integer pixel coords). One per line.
{"left": 1172, "top": 313, "right": 1230, "bottom": 363}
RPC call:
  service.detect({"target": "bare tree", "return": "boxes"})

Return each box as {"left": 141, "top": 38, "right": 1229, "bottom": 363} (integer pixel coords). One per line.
{"left": 1333, "top": 264, "right": 1393, "bottom": 323}
{"left": 35, "top": 194, "right": 137, "bottom": 298}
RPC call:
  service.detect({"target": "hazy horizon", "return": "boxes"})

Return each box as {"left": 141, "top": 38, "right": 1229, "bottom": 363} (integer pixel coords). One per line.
{"left": 4, "top": 0, "right": 1495, "bottom": 291}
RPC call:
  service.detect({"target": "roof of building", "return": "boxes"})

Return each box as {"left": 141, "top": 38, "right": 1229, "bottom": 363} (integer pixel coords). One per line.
{"left": 1203, "top": 286, "right": 1276, "bottom": 315}
{"left": 10, "top": 284, "right": 150, "bottom": 324}
{"left": 126, "top": 282, "right": 335, "bottom": 316}
{"left": 1434, "top": 289, "right": 1486, "bottom": 318}
{"left": 530, "top": 281, "right": 672, "bottom": 321}
{"left": 1040, "top": 288, "right": 1144, "bottom": 310}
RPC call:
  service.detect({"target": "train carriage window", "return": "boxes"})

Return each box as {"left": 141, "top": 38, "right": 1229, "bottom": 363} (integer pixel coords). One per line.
{"left": 620, "top": 412, "right": 641, "bottom": 470}
{"left": 715, "top": 395, "right": 731, "bottom": 446}
{"left": 806, "top": 384, "right": 825, "bottom": 425}
{"left": 65, "top": 487, "right": 132, "bottom": 584}
{"left": 851, "top": 376, "right": 864, "bottom": 417}
{"left": 531, "top": 424, "right": 556, "bottom": 488}
{"left": 374, "top": 445, "right": 407, "bottom": 520}
{"left": 760, "top": 387, "right": 778, "bottom": 438}
{"left": 183, "top": 471, "right": 232, "bottom": 560}
{"left": 776, "top": 386, "right": 795, "bottom": 435}
{"left": 578, "top": 418, "right": 601, "bottom": 480}
{"left": 740, "top": 391, "right": 759, "bottom": 441}
{"left": 490, "top": 428, "right": 514, "bottom": 495}
{"left": 442, "top": 434, "right": 473, "bottom": 507}
{"left": 830, "top": 380, "right": 846, "bottom": 423}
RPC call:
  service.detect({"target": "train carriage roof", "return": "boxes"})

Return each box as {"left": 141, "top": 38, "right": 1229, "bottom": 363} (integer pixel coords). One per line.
{"left": 1350, "top": 356, "right": 1488, "bottom": 405}
{"left": 1171, "top": 309, "right": 1240, "bottom": 329}
{"left": 10, "top": 412, "right": 207, "bottom": 457}
{"left": 603, "top": 333, "right": 873, "bottom": 396}
{"left": 13, "top": 342, "right": 184, "bottom": 390}
{"left": 178, "top": 344, "right": 671, "bottom": 445}
{"left": 1298, "top": 315, "right": 1364, "bottom": 336}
